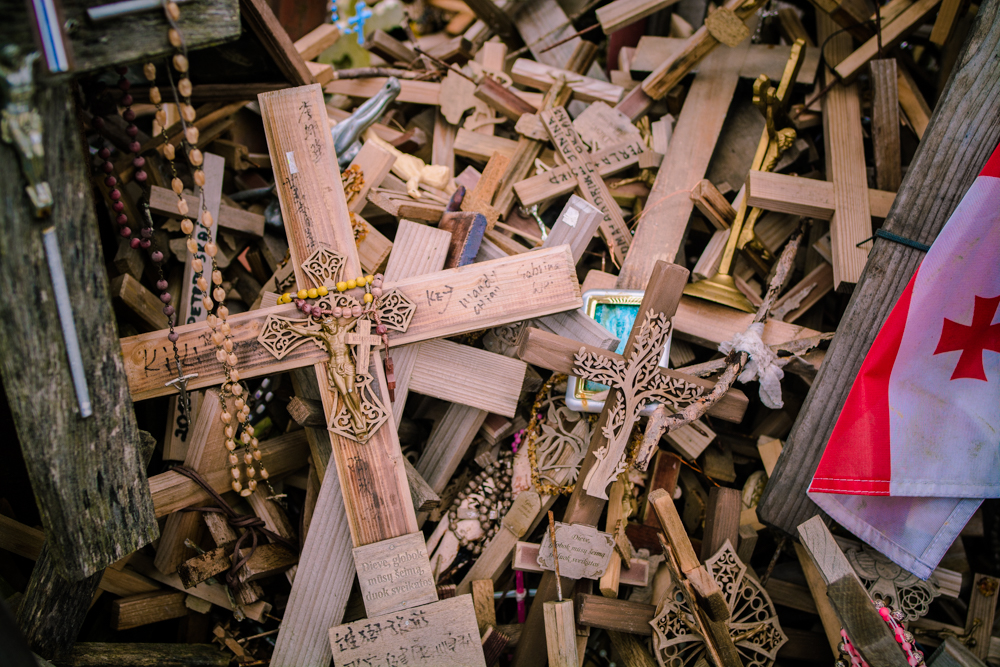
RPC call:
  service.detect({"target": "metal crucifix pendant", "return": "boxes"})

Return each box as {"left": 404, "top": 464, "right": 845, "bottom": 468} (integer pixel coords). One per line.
{"left": 165, "top": 358, "right": 199, "bottom": 419}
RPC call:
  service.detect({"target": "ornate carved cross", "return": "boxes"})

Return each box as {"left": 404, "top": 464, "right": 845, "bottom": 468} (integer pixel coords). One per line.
{"left": 574, "top": 298, "right": 701, "bottom": 500}
{"left": 255, "top": 247, "right": 416, "bottom": 444}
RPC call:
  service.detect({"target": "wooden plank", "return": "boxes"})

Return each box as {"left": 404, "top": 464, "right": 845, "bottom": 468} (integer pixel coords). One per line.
{"left": 416, "top": 404, "right": 489, "bottom": 494}
{"left": 966, "top": 574, "right": 999, "bottom": 660}
{"left": 544, "top": 600, "right": 579, "bottom": 667}
{"left": 326, "top": 78, "right": 543, "bottom": 108}
{"left": 617, "top": 37, "right": 751, "bottom": 289}
{"left": 517, "top": 327, "right": 748, "bottom": 422}
{"left": 897, "top": 64, "right": 933, "bottom": 140}
{"left": 746, "top": 171, "right": 896, "bottom": 219}
{"left": 597, "top": 0, "right": 681, "bottom": 34}
{"left": 110, "top": 274, "right": 167, "bottom": 331}
{"left": 294, "top": 23, "right": 341, "bottom": 61}
{"left": 820, "top": 12, "right": 874, "bottom": 291}
{"left": 121, "top": 247, "right": 581, "bottom": 400}
{"left": 931, "top": 0, "right": 965, "bottom": 45}
{"left": 110, "top": 591, "right": 188, "bottom": 631}
{"left": 700, "top": 487, "right": 741, "bottom": 561}
{"left": 771, "top": 262, "right": 834, "bottom": 322}
{"left": 805, "top": 0, "right": 875, "bottom": 40}
{"left": 870, "top": 60, "right": 902, "bottom": 192}
{"left": 513, "top": 138, "right": 649, "bottom": 207}
{"left": 834, "top": 0, "right": 943, "bottom": 82}
{"left": 543, "top": 196, "right": 604, "bottom": 265}
{"left": 575, "top": 595, "right": 654, "bottom": 635}
{"left": 0, "top": 78, "right": 157, "bottom": 586}
{"left": 348, "top": 142, "right": 396, "bottom": 214}
{"left": 54, "top": 643, "right": 228, "bottom": 667}
{"left": 472, "top": 580, "right": 497, "bottom": 634}
{"left": 758, "top": 1, "right": 1000, "bottom": 535}
{"left": 454, "top": 129, "right": 519, "bottom": 161}
{"left": 148, "top": 186, "right": 266, "bottom": 237}
{"left": 240, "top": 0, "right": 315, "bottom": 86}
{"left": 542, "top": 107, "right": 632, "bottom": 269}
{"left": 409, "top": 340, "right": 526, "bottom": 417}
{"left": 511, "top": 60, "right": 624, "bottom": 104}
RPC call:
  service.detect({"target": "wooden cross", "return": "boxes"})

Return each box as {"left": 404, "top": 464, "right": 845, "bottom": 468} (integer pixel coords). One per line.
{"left": 345, "top": 318, "right": 381, "bottom": 374}
{"left": 541, "top": 106, "right": 633, "bottom": 271}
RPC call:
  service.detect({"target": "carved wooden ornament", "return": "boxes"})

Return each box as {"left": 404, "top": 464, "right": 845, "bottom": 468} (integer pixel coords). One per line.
{"left": 577, "top": 309, "right": 702, "bottom": 499}
{"left": 256, "top": 248, "right": 416, "bottom": 443}
{"left": 846, "top": 544, "right": 941, "bottom": 621}
{"left": 651, "top": 540, "right": 787, "bottom": 667}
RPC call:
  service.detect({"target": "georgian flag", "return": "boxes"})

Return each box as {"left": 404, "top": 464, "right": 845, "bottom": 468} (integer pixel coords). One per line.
{"left": 807, "top": 143, "right": 1000, "bottom": 579}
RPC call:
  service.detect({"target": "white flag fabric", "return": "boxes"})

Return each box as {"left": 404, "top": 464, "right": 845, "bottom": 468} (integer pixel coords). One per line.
{"left": 808, "top": 143, "right": 1000, "bottom": 578}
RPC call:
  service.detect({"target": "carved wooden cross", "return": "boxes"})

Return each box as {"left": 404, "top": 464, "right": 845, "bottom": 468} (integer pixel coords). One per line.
{"left": 541, "top": 106, "right": 634, "bottom": 269}
{"left": 346, "top": 318, "right": 381, "bottom": 375}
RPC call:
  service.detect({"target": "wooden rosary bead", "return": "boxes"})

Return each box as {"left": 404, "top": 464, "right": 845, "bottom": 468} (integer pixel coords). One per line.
{"left": 155, "top": 109, "right": 167, "bottom": 127}
{"left": 171, "top": 177, "right": 184, "bottom": 195}
{"left": 185, "top": 126, "right": 199, "bottom": 144}
{"left": 168, "top": 28, "right": 182, "bottom": 47}
{"left": 176, "top": 198, "right": 189, "bottom": 215}
{"left": 163, "top": 143, "right": 176, "bottom": 160}
{"left": 165, "top": 1, "right": 180, "bottom": 20}
{"left": 172, "top": 53, "right": 188, "bottom": 73}
{"left": 180, "top": 104, "right": 196, "bottom": 122}
{"left": 149, "top": 87, "right": 161, "bottom": 104}
{"left": 143, "top": 62, "right": 156, "bottom": 80}
{"left": 178, "top": 77, "right": 192, "bottom": 98}
{"left": 180, "top": 218, "right": 193, "bottom": 234}
{"left": 188, "top": 147, "right": 203, "bottom": 166}
{"left": 193, "top": 169, "right": 205, "bottom": 186}
{"left": 201, "top": 210, "right": 214, "bottom": 227}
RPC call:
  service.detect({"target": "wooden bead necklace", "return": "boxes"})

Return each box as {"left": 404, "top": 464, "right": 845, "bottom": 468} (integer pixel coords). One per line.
{"left": 142, "top": 2, "right": 264, "bottom": 496}
{"left": 445, "top": 449, "right": 514, "bottom": 556}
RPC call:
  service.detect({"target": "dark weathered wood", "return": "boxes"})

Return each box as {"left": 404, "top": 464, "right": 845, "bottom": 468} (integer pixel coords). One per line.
{"left": 965, "top": 574, "right": 998, "bottom": 660}
{"left": 16, "top": 544, "right": 103, "bottom": 659}
{"left": 0, "top": 597, "right": 37, "bottom": 667}
{"left": 52, "top": 643, "right": 229, "bottom": 667}
{"left": 575, "top": 594, "right": 654, "bottom": 635}
{"left": 240, "top": 0, "right": 316, "bottom": 86}
{"left": 0, "top": 77, "right": 158, "bottom": 581}
{"left": 826, "top": 576, "right": 909, "bottom": 666}
{"left": 758, "top": 0, "right": 1000, "bottom": 536}
{"left": 701, "top": 487, "right": 741, "bottom": 561}
{"left": 57, "top": 0, "right": 240, "bottom": 73}
{"left": 927, "top": 637, "right": 989, "bottom": 667}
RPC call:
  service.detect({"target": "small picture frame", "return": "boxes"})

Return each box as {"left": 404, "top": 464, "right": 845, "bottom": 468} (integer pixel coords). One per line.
{"left": 565, "top": 289, "right": 672, "bottom": 414}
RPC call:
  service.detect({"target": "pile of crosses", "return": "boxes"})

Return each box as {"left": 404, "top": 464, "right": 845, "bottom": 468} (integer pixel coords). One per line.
{"left": 0, "top": 0, "right": 998, "bottom": 665}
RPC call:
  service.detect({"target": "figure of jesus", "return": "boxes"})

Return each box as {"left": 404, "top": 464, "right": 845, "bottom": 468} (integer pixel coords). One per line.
{"left": 282, "top": 317, "right": 368, "bottom": 439}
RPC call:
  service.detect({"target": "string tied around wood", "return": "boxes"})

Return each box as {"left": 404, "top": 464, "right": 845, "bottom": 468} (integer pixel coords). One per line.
{"left": 172, "top": 465, "right": 297, "bottom": 598}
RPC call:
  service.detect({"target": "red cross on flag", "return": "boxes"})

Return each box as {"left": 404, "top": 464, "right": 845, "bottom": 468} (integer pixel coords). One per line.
{"left": 807, "top": 142, "right": 1000, "bottom": 579}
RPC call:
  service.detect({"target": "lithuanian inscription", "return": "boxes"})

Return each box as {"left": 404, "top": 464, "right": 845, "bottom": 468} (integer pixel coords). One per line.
{"left": 352, "top": 532, "right": 437, "bottom": 617}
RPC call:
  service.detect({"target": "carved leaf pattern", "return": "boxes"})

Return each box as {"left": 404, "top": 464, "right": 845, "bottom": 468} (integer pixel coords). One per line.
{"left": 301, "top": 247, "right": 345, "bottom": 287}
{"left": 533, "top": 393, "right": 590, "bottom": 487}
{"left": 846, "top": 545, "right": 940, "bottom": 621}
{"left": 257, "top": 315, "right": 323, "bottom": 359}
{"left": 651, "top": 541, "right": 787, "bottom": 667}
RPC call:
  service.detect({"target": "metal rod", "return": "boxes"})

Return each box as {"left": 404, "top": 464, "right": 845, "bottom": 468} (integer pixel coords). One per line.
{"left": 87, "top": 0, "right": 194, "bottom": 22}
{"left": 42, "top": 227, "right": 92, "bottom": 418}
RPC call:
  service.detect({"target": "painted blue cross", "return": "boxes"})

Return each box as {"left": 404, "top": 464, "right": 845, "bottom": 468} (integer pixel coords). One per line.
{"left": 346, "top": 2, "right": 373, "bottom": 45}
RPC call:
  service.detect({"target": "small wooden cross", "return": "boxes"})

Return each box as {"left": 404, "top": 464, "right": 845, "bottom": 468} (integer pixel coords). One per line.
{"left": 346, "top": 318, "right": 381, "bottom": 373}
{"left": 541, "top": 106, "right": 633, "bottom": 269}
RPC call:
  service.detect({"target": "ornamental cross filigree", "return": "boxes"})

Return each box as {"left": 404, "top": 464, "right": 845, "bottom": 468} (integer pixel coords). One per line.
{"left": 255, "top": 247, "right": 416, "bottom": 443}
{"left": 651, "top": 541, "right": 788, "bottom": 667}
{"left": 576, "top": 309, "right": 701, "bottom": 499}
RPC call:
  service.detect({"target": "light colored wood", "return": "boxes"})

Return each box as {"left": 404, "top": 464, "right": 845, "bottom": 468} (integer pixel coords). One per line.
{"left": 148, "top": 186, "right": 265, "bottom": 237}
{"left": 294, "top": 23, "right": 341, "bottom": 60}
{"left": 454, "top": 129, "right": 519, "bottom": 162}
{"left": 516, "top": 328, "right": 749, "bottom": 422}
{"left": 472, "top": 43, "right": 507, "bottom": 137}
{"left": 617, "top": 37, "right": 751, "bottom": 289}
{"left": 353, "top": 532, "right": 437, "bottom": 616}
{"left": 834, "top": 0, "right": 943, "bottom": 82}
{"left": 700, "top": 487, "right": 740, "bottom": 561}
{"left": 805, "top": 0, "right": 875, "bottom": 40}
{"left": 348, "top": 142, "right": 396, "bottom": 214}
{"left": 631, "top": 38, "right": 821, "bottom": 84}
{"left": 109, "top": 274, "right": 166, "bottom": 331}
{"left": 356, "top": 214, "right": 393, "bottom": 276}
{"left": 691, "top": 179, "right": 735, "bottom": 230}
{"left": 772, "top": 261, "right": 834, "bottom": 323}
{"left": 410, "top": 339, "right": 526, "bottom": 417}
{"left": 511, "top": 59, "right": 624, "bottom": 104}
{"left": 306, "top": 60, "right": 334, "bottom": 85}
{"left": 598, "top": 480, "right": 625, "bottom": 598}
{"left": 819, "top": 13, "right": 875, "bottom": 291}
{"left": 514, "top": 541, "right": 648, "bottom": 586}
{"left": 542, "top": 107, "right": 632, "bottom": 268}
{"left": 573, "top": 102, "right": 643, "bottom": 150}
{"left": 404, "top": 458, "right": 440, "bottom": 512}
{"left": 597, "top": 0, "right": 680, "bottom": 34}
{"left": 121, "top": 246, "right": 581, "bottom": 400}
{"left": 648, "top": 489, "right": 699, "bottom": 573}
{"left": 515, "top": 0, "right": 585, "bottom": 67}
{"left": 528, "top": 309, "right": 619, "bottom": 354}
{"left": 692, "top": 229, "right": 729, "bottom": 281}
{"left": 462, "top": 152, "right": 510, "bottom": 229}
{"left": 663, "top": 420, "right": 716, "bottom": 459}
{"left": 149, "top": 431, "right": 308, "bottom": 517}
{"left": 432, "top": 111, "right": 457, "bottom": 178}
{"left": 543, "top": 195, "right": 604, "bottom": 265}
{"left": 472, "top": 579, "right": 497, "bottom": 634}
{"left": 746, "top": 171, "right": 896, "bottom": 220}
{"left": 325, "top": 78, "right": 542, "bottom": 108}
{"left": 177, "top": 542, "right": 296, "bottom": 588}
{"left": 330, "top": 595, "right": 487, "bottom": 666}
{"left": 416, "top": 404, "right": 489, "bottom": 494}
{"left": 870, "top": 59, "right": 902, "bottom": 192}
{"left": 797, "top": 516, "right": 859, "bottom": 585}
{"left": 793, "top": 541, "right": 843, "bottom": 656}
{"left": 544, "top": 600, "right": 579, "bottom": 667}
{"left": 757, "top": 437, "right": 783, "bottom": 476}
{"left": 154, "top": 390, "right": 227, "bottom": 575}
{"left": 367, "top": 189, "right": 446, "bottom": 222}
{"left": 897, "top": 64, "right": 932, "bottom": 139}
{"left": 513, "top": 138, "right": 650, "bottom": 207}
{"left": 110, "top": 591, "right": 187, "bottom": 630}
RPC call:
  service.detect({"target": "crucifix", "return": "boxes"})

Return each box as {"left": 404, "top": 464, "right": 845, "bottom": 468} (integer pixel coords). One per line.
{"left": 683, "top": 40, "right": 805, "bottom": 312}
{"left": 541, "top": 106, "right": 634, "bottom": 270}
{"left": 244, "top": 84, "right": 586, "bottom": 666}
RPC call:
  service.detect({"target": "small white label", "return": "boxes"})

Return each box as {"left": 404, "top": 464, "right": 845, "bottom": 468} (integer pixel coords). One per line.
{"left": 563, "top": 207, "right": 579, "bottom": 228}
{"left": 286, "top": 151, "right": 298, "bottom": 174}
